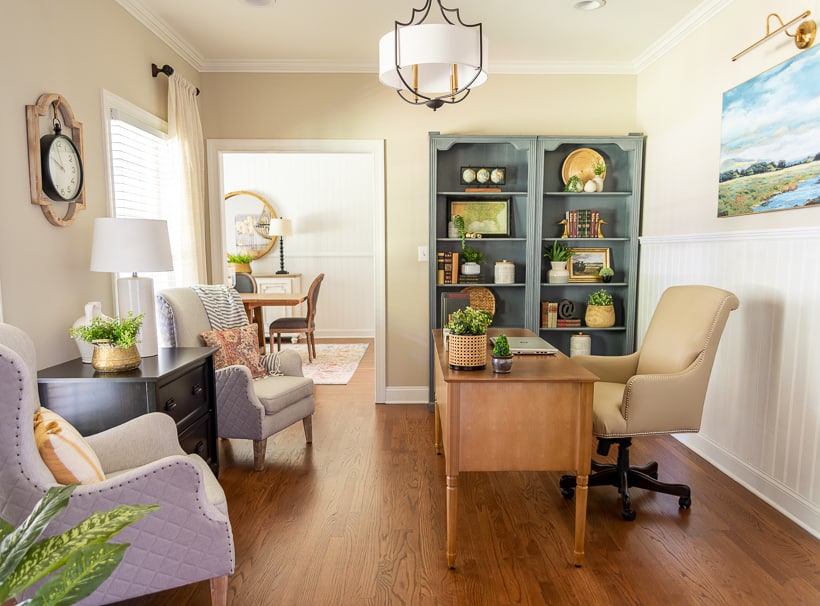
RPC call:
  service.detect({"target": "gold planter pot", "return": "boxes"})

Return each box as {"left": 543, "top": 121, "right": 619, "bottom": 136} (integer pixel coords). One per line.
{"left": 448, "top": 333, "right": 487, "bottom": 370}
{"left": 91, "top": 342, "right": 141, "bottom": 372}
{"left": 585, "top": 305, "right": 615, "bottom": 328}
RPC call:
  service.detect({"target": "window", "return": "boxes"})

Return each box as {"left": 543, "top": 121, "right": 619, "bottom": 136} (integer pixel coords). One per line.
{"left": 103, "top": 91, "right": 182, "bottom": 292}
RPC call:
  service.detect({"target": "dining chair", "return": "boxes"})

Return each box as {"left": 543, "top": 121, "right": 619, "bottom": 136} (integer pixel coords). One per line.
{"left": 269, "top": 273, "right": 324, "bottom": 363}
{"left": 233, "top": 272, "right": 257, "bottom": 293}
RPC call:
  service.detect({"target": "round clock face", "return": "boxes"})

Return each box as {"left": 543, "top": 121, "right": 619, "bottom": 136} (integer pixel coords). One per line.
{"left": 41, "top": 134, "right": 83, "bottom": 201}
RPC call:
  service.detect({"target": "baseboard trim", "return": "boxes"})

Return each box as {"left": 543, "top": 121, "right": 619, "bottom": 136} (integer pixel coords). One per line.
{"left": 676, "top": 433, "right": 819, "bottom": 538}
{"left": 383, "top": 386, "right": 429, "bottom": 405}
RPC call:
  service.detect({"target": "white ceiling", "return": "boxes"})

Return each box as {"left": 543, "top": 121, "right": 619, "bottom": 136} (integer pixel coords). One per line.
{"left": 117, "top": 0, "right": 731, "bottom": 74}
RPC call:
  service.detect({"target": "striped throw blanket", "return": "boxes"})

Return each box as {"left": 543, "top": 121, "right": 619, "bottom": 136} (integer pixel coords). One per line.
{"left": 191, "top": 285, "right": 248, "bottom": 330}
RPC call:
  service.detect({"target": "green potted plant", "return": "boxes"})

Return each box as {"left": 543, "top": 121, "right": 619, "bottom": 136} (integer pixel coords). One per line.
{"left": 0, "top": 484, "right": 158, "bottom": 606}
{"left": 445, "top": 306, "right": 492, "bottom": 370}
{"left": 453, "top": 215, "right": 485, "bottom": 277}
{"left": 585, "top": 288, "right": 615, "bottom": 328}
{"left": 598, "top": 267, "right": 615, "bottom": 283}
{"left": 564, "top": 175, "right": 584, "bottom": 193}
{"left": 227, "top": 252, "right": 253, "bottom": 274}
{"left": 592, "top": 160, "right": 606, "bottom": 191}
{"left": 490, "top": 333, "right": 513, "bottom": 374}
{"left": 544, "top": 241, "right": 573, "bottom": 284}
{"left": 69, "top": 313, "right": 144, "bottom": 372}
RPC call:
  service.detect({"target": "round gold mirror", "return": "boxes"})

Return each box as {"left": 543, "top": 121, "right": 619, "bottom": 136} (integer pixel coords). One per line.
{"left": 224, "top": 190, "right": 278, "bottom": 260}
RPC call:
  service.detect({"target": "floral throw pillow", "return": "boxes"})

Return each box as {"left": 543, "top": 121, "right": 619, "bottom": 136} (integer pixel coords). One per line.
{"left": 200, "top": 324, "right": 266, "bottom": 378}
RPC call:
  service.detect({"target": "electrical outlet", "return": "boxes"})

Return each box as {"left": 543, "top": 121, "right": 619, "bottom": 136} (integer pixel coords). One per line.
{"left": 418, "top": 246, "right": 429, "bottom": 262}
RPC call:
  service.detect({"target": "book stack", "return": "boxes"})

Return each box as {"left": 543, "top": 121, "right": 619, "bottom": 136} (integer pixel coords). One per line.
{"left": 541, "top": 301, "right": 559, "bottom": 328}
{"left": 436, "top": 251, "right": 460, "bottom": 284}
{"left": 557, "top": 318, "right": 581, "bottom": 328}
{"left": 458, "top": 274, "right": 482, "bottom": 284}
{"left": 564, "top": 209, "right": 601, "bottom": 238}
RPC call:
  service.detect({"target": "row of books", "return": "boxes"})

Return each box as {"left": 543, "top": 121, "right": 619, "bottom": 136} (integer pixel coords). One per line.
{"left": 540, "top": 301, "right": 581, "bottom": 328}
{"left": 436, "top": 251, "right": 460, "bottom": 284}
{"left": 563, "top": 209, "right": 602, "bottom": 238}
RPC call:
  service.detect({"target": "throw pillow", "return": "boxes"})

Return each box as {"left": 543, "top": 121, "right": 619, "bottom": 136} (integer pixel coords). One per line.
{"left": 200, "top": 324, "right": 266, "bottom": 378}
{"left": 34, "top": 408, "right": 105, "bottom": 485}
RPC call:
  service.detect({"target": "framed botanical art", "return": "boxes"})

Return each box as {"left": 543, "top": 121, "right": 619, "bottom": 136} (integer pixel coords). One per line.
{"left": 569, "top": 248, "right": 610, "bottom": 282}
{"left": 448, "top": 198, "right": 510, "bottom": 236}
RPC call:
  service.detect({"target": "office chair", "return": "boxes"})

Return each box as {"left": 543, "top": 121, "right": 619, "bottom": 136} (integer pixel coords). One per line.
{"left": 559, "top": 285, "right": 739, "bottom": 520}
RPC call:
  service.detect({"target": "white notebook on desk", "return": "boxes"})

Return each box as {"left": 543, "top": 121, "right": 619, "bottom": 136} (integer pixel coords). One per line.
{"left": 491, "top": 336, "right": 558, "bottom": 355}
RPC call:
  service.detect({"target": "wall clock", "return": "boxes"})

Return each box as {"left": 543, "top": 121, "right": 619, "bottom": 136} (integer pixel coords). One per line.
{"left": 26, "top": 93, "right": 86, "bottom": 227}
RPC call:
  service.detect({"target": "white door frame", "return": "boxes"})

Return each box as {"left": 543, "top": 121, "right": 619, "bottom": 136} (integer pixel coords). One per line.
{"left": 206, "top": 139, "right": 386, "bottom": 403}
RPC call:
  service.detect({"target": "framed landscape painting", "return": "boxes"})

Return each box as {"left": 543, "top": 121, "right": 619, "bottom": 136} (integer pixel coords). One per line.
{"left": 718, "top": 44, "right": 820, "bottom": 217}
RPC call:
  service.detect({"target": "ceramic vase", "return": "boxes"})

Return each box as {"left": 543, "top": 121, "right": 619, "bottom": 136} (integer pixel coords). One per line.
{"left": 72, "top": 301, "right": 105, "bottom": 363}
{"left": 548, "top": 261, "right": 569, "bottom": 284}
{"left": 592, "top": 175, "right": 605, "bottom": 192}
{"left": 461, "top": 262, "right": 481, "bottom": 276}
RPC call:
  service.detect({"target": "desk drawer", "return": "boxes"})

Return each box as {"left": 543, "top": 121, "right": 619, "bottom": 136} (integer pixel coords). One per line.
{"left": 178, "top": 413, "right": 213, "bottom": 466}
{"left": 157, "top": 365, "right": 208, "bottom": 426}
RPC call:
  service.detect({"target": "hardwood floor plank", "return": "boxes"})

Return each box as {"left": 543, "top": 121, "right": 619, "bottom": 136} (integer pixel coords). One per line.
{"left": 114, "top": 339, "right": 818, "bottom": 605}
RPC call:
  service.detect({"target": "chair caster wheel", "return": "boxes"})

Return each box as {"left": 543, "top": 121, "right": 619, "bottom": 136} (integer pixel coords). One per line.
{"left": 621, "top": 508, "right": 636, "bottom": 521}
{"left": 679, "top": 496, "right": 692, "bottom": 509}
{"left": 561, "top": 488, "right": 575, "bottom": 499}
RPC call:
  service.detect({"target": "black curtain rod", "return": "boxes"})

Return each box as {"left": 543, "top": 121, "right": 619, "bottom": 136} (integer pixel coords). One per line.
{"left": 151, "top": 63, "right": 200, "bottom": 96}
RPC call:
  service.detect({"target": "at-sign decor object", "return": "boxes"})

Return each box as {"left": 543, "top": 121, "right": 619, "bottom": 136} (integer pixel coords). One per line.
{"left": 26, "top": 93, "right": 86, "bottom": 226}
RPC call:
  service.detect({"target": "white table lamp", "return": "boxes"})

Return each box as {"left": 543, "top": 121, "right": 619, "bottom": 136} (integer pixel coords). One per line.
{"left": 268, "top": 218, "right": 293, "bottom": 275}
{"left": 90, "top": 218, "right": 173, "bottom": 357}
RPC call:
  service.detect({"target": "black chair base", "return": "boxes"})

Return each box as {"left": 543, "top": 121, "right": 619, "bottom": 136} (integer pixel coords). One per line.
{"left": 559, "top": 437, "right": 692, "bottom": 521}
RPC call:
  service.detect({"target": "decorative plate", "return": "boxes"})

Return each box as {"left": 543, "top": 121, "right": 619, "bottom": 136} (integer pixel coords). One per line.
{"left": 561, "top": 148, "right": 605, "bottom": 185}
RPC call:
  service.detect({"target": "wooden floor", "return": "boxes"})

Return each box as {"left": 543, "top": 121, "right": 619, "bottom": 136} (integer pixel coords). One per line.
{"left": 120, "top": 339, "right": 819, "bottom": 605}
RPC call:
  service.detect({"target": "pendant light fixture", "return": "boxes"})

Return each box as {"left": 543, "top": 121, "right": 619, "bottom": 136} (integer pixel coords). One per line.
{"left": 378, "top": 0, "right": 488, "bottom": 111}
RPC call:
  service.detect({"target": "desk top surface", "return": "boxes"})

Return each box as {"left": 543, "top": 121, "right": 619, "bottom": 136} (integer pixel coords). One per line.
{"left": 433, "top": 328, "right": 598, "bottom": 384}
{"left": 239, "top": 292, "right": 307, "bottom": 305}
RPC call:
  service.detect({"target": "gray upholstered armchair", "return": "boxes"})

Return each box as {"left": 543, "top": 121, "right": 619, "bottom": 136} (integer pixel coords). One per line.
{"left": 560, "top": 285, "right": 739, "bottom": 520}
{"left": 0, "top": 323, "right": 234, "bottom": 605}
{"left": 157, "top": 286, "right": 315, "bottom": 471}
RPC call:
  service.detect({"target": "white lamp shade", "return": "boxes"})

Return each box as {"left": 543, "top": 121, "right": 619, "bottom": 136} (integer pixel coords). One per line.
{"left": 90, "top": 218, "right": 173, "bottom": 273}
{"left": 379, "top": 24, "right": 488, "bottom": 94}
{"left": 267, "top": 218, "right": 293, "bottom": 237}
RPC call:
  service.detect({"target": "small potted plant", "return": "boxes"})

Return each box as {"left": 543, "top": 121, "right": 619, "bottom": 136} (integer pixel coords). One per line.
{"left": 445, "top": 306, "right": 492, "bottom": 370}
{"left": 564, "top": 175, "right": 584, "bottom": 193}
{"left": 585, "top": 289, "right": 615, "bottom": 328}
{"left": 598, "top": 267, "right": 615, "bottom": 283}
{"left": 227, "top": 252, "right": 253, "bottom": 274}
{"left": 592, "top": 160, "right": 606, "bottom": 191}
{"left": 70, "top": 313, "right": 144, "bottom": 372}
{"left": 491, "top": 333, "right": 513, "bottom": 373}
{"left": 543, "top": 241, "right": 573, "bottom": 284}
{"left": 453, "top": 214, "right": 485, "bottom": 277}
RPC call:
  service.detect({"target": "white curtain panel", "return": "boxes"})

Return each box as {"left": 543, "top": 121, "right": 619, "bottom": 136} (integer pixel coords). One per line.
{"left": 168, "top": 74, "right": 207, "bottom": 284}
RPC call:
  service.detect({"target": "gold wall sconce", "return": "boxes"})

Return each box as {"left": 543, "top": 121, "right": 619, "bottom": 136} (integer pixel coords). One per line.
{"left": 732, "top": 10, "right": 816, "bottom": 61}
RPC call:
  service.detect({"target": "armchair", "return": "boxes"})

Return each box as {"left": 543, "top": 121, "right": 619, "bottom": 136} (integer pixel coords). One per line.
{"left": 560, "top": 285, "right": 739, "bottom": 520}
{"left": 157, "top": 286, "right": 315, "bottom": 471}
{"left": 0, "top": 323, "right": 234, "bottom": 605}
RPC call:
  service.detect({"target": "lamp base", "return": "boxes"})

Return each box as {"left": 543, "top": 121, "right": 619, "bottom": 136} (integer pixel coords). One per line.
{"left": 117, "top": 276, "right": 158, "bottom": 357}
{"left": 275, "top": 270, "right": 289, "bottom": 275}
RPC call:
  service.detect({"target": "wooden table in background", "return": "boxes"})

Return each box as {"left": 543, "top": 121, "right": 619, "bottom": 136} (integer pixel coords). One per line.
{"left": 239, "top": 292, "right": 307, "bottom": 350}
{"left": 432, "top": 327, "right": 598, "bottom": 568}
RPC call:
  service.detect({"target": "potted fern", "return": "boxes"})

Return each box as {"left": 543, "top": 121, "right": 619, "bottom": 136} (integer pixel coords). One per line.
{"left": 227, "top": 252, "right": 253, "bottom": 274}
{"left": 585, "top": 289, "right": 615, "bottom": 328}
{"left": 445, "top": 306, "right": 492, "bottom": 370}
{"left": 491, "top": 333, "right": 513, "bottom": 374}
{"left": 69, "top": 313, "right": 144, "bottom": 372}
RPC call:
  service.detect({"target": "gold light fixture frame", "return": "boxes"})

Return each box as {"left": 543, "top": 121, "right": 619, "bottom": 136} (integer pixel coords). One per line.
{"left": 732, "top": 10, "right": 816, "bottom": 61}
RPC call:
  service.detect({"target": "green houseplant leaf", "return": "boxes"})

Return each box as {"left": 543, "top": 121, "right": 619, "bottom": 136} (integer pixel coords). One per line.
{"left": 445, "top": 307, "right": 492, "bottom": 336}
{"left": 492, "top": 334, "right": 511, "bottom": 357}
{"left": 543, "top": 241, "right": 573, "bottom": 262}
{"left": 587, "top": 288, "right": 613, "bottom": 306}
{"left": 68, "top": 314, "right": 144, "bottom": 349}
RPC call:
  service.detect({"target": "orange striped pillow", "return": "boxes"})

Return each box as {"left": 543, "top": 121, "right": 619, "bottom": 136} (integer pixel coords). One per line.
{"left": 34, "top": 408, "right": 105, "bottom": 484}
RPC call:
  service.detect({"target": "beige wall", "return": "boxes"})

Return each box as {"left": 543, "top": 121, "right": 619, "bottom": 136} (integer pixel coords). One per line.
{"left": 199, "top": 72, "right": 638, "bottom": 387}
{"left": 1, "top": 0, "right": 199, "bottom": 368}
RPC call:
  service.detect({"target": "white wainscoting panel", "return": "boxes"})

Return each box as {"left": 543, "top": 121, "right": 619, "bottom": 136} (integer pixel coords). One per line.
{"left": 639, "top": 227, "right": 820, "bottom": 537}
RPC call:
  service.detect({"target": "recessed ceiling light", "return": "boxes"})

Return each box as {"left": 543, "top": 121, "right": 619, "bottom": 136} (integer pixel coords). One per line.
{"left": 575, "top": 0, "right": 606, "bottom": 10}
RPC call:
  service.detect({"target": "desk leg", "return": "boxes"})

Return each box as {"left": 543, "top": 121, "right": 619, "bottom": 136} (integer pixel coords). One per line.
{"left": 446, "top": 473, "right": 458, "bottom": 568}
{"left": 573, "top": 473, "right": 588, "bottom": 567}
{"left": 251, "top": 307, "right": 265, "bottom": 353}
{"left": 434, "top": 400, "right": 442, "bottom": 455}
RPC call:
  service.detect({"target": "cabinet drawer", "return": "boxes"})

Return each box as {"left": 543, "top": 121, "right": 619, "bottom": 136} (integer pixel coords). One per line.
{"left": 178, "top": 413, "right": 212, "bottom": 464}
{"left": 157, "top": 365, "right": 208, "bottom": 426}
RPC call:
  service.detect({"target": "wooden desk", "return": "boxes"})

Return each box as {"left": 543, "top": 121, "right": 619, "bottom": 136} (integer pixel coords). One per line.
{"left": 432, "top": 328, "right": 598, "bottom": 568}
{"left": 240, "top": 292, "right": 307, "bottom": 349}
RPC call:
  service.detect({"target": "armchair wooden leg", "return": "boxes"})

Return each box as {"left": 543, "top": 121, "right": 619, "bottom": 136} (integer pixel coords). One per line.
{"left": 209, "top": 575, "right": 229, "bottom": 606}
{"left": 253, "top": 438, "right": 267, "bottom": 471}
{"left": 303, "top": 415, "right": 313, "bottom": 443}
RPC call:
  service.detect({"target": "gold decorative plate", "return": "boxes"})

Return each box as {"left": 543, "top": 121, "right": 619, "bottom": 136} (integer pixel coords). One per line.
{"left": 561, "top": 148, "right": 605, "bottom": 184}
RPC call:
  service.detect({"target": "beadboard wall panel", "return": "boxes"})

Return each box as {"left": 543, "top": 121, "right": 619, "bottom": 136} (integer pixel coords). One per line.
{"left": 639, "top": 227, "right": 820, "bottom": 536}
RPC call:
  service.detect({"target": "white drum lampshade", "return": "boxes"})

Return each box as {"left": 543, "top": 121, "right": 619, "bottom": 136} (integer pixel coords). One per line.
{"left": 90, "top": 218, "right": 173, "bottom": 357}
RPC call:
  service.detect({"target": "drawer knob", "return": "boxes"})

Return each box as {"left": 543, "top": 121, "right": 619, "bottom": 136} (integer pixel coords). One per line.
{"left": 164, "top": 398, "right": 177, "bottom": 411}
{"left": 194, "top": 441, "right": 206, "bottom": 455}
{"left": 192, "top": 384, "right": 203, "bottom": 396}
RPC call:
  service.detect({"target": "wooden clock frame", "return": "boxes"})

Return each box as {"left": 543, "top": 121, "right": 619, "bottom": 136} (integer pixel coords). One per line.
{"left": 26, "top": 93, "right": 86, "bottom": 227}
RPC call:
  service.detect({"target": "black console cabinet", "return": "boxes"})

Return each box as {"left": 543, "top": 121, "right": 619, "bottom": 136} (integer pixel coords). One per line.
{"left": 37, "top": 347, "right": 219, "bottom": 476}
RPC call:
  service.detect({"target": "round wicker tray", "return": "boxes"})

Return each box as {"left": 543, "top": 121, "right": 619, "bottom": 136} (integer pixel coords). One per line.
{"left": 460, "top": 286, "right": 496, "bottom": 318}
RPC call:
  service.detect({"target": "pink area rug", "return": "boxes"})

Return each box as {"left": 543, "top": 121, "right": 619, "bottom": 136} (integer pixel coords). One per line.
{"left": 279, "top": 343, "right": 368, "bottom": 384}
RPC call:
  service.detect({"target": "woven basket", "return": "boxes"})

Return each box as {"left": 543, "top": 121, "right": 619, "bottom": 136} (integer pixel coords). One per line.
{"left": 585, "top": 305, "right": 615, "bottom": 328}
{"left": 448, "top": 333, "right": 487, "bottom": 370}
{"left": 460, "top": 287, "right": 496, "bottom": 318}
